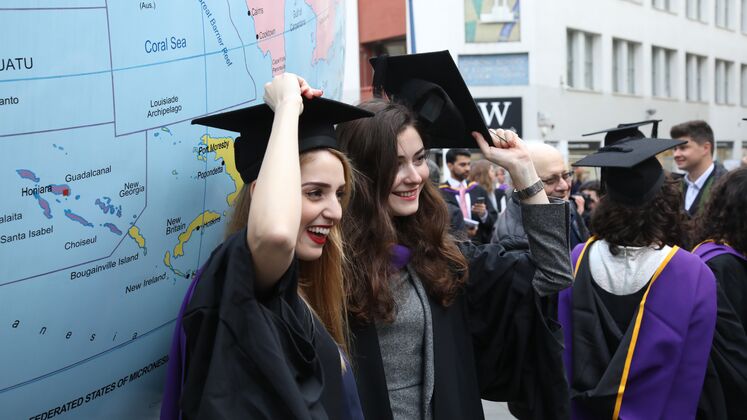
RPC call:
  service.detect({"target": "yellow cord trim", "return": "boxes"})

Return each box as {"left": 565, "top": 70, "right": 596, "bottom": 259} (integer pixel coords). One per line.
{"left": 691, "top": 239, "right": 715, "bottom": 253}
{"left": 574, "top": 236, "right": 596, "bottom": 277}
{"left": 612, "top": 246, "right": 679, "bottom": 420}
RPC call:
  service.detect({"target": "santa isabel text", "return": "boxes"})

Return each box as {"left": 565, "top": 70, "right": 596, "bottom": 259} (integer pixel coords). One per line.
{"left": 28, "top": 354, "right": 168, "bottom": 420}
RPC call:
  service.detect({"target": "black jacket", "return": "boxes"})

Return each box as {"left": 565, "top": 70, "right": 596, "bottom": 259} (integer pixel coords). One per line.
{"left": 439, "top": 183, "right": 498, "bottom": 244}
{"left": 683, "top": 162, "right": 728, "bottom": 216}
{"left": 349, "top": 203, "right": 573, "bottom": 420}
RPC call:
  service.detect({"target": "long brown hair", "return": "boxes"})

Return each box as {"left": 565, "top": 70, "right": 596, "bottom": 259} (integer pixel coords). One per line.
{"left": 469, "top": 159, "right": 496, "bottom": 194}
{"left": 225, "top": 149, "right": 354, "bottom": 350}
{"left": 336, "top": 99, "right": 468, "bottom": 324}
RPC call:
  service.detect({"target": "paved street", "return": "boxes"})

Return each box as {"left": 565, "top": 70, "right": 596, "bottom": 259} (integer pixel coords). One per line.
{"left": 482, "top": 400, "right": 516, "bottom": 419}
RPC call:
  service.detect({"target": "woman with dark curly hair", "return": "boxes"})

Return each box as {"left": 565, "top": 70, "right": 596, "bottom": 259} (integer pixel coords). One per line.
{"left": 691, "top": 167, "right": 747, "bottom": 419}
{"left": 558, "top": 136, "right": 717, "bottom": 419}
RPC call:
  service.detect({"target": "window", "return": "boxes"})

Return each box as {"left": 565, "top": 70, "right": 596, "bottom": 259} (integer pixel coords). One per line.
{"left": 715, "top": 59, "right": 734, "bottom": 104}
{"left": 686, "top": 53, "right": 708, "bottom": 101}
{"left": 360, "top": 38, "right": 406, "bottom": 99}
{"left": 584, "top": 35, "right": 594, "bottom": 89}
{"left": 715, "top": 0, "right": 733, "bottom": 28}
{"left": 613, "top": 38, "right": 641, "bottom": 94}
{"left": 742, "top": 64, "right": 747, "bottom": 106}
{"left": 687, "top": 0, "right": 707, "bottom": 21}
{"left": 567, "top": 31, "right": 575, "bottom": 88}
{"left": 653, "top": 0, "right": 676, "bottom": 11}
{"left": 566, "top": 29, "right": 600, "bottom": 90}
{"left": 652, "top": 46, "right": 676, "bottom": 98}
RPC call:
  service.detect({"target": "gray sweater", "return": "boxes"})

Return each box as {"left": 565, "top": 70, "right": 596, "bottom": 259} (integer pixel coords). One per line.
{"left": 375, "top": 202, "right": 572, "bottom": 418}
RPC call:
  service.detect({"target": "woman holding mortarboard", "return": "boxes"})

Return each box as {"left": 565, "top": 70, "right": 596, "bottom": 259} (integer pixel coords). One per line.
{"left": 160, "top": 74, "right": 371, "bottom": 420}
{"left": 336, "top": 51, "right": 573, "bottom": 420}
{"left": 559, "top": 134, "right": 717, "bottom": 419}
{"left": 691, "top": 167, "right": 747, "bottom": 420}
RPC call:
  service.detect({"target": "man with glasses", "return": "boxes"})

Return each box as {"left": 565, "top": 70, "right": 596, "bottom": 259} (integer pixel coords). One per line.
{"left": 492, "top": 142, "right": 589, "bottom": 250}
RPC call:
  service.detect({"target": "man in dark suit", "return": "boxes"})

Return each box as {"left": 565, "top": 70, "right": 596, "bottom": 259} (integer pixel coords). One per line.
{"left": 671, "top": 120, "right": 728, "bottom": 216}
{"left": 439, "top": 148, "right": 497, "bottom": 244}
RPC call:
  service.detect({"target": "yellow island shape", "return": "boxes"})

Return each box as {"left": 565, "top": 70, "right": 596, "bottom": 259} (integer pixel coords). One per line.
{"left": 172, "top": 210, "right": 222, "bottom": 257}
{"left": 128, "top": 225, "right": 147, "bottom": 254}
{"left": 201, "top": 135, "right": 243, "bottom": 206}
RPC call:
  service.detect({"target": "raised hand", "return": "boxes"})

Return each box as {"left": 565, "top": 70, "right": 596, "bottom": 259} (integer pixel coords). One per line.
{"left": 262, "top": 73, "right": 323, "bottom": 113}
{"left": 471, "top": 129, "right": 537, "bottom": 190}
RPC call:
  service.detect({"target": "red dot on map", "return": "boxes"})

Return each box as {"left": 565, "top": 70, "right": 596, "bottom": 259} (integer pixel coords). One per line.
{"left": 63, "top": 189, "right": 70, "bottom": 196}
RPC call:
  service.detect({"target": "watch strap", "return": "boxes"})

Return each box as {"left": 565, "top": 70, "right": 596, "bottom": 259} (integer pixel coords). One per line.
{"left": 514, "top": 179, "right": 544, "bottom": 200}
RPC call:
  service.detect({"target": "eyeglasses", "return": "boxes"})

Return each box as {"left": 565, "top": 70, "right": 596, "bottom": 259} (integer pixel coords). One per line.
{"left": 540, "top": 171, "right": 573, "bottom": 186}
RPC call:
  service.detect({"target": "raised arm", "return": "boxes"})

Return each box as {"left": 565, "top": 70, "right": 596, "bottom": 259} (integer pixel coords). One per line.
{"left": 472, "top": 129, "right": 548, "bottom": 205}
{"left": 472, "top": 129, "right": 572, "bottom": 295}
{"left": 247, "top": 73, "right": 322, "bottom": 291}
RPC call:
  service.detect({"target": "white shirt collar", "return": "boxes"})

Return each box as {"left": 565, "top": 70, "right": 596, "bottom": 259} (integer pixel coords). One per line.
{"left": 685, "top": 163, "right": 715, "bottom": 191}
{"left": 446, "top": 175, "right": 467, "bottom": 188}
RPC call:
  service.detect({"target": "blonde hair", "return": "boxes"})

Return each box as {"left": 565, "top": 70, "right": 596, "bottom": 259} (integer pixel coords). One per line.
{"left": 225, "top": 148, "right": 353, "bottom": 352}
{"left": 469, "top": 159, "right": 496, "bottom": 194}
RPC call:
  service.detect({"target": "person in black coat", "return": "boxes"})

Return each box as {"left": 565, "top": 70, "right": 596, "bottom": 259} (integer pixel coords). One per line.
{"left": 161, "top": 75, "right": 369, "bottom": 420}
{"left": 337, "top": 95, "right": 573, "bottom": 419}
{"left": 439, "top": 149, "right": 498, "bottom": 244}
{"left": 670, "top": 120, "right": 728, "bottom": 216}
{"left": 692, "top": 167, "right": 747, "bottom": 419}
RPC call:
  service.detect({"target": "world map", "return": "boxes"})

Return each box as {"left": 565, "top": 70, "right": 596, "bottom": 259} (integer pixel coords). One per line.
{"left": 0, "top": 1, "right": 346, "bottom": 418}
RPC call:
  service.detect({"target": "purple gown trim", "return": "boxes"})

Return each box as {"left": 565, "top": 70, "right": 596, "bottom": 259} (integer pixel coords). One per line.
{"left": 560, "top": 242, "right": 717, "bottom": 419}
{"left": 438, "top": 181, "right": 480, "bottom": 195}
{"left": 160, "top": 268, "right": 204, "bottom": 420}
{"left": 693, "top": 241, "right": 747, "bottom": 263}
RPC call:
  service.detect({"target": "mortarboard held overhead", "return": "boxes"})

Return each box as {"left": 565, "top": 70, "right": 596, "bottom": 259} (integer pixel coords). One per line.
{"left": 370, "top": 50, "right": 491, "bottom": 149}
{"left": 192, "top": 97, "right": 373, "bottom": 183}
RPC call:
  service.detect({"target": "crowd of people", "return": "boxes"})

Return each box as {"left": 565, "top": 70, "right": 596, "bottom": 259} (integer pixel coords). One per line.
{"left": 160, "top": 50, "right": 747, "bottom": 420}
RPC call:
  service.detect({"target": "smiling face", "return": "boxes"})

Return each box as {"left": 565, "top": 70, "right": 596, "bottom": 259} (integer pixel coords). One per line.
{"left": 528, "top": 142, "right": 571, "bottom": 200}
{"left": 388, "top": 126, "right": 430, "bottom": 217}
{"left": 673, "top": 136, "right": 712, "bottom": 173}
{"left": 295, "top": 149, "right": 346, "bottom": 261}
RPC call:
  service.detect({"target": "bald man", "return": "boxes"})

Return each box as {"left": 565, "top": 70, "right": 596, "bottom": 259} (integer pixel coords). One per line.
{"left": 492, "top": 142, "right": 589, "bottom": 250}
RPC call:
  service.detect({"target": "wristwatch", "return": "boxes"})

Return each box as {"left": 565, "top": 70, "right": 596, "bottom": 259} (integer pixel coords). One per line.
{"left": 513, "top": 179, "right": 544, "bottom": 200}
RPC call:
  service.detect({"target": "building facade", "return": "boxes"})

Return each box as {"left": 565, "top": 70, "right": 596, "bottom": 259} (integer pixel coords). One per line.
{"left": 401, "top": 0, "right": 747, "bottom": 168}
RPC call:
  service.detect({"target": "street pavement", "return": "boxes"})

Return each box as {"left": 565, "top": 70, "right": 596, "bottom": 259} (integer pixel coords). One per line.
{"left": 482, "top": 400, "right": 516, "bottom": 419}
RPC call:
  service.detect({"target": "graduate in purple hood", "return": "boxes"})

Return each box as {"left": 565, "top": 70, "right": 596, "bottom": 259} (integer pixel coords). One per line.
{"left": 692, "top": 166, "right": 747, "bottom": 419}
{"left": 559, "top": 133, "right": 717, "bottom": 420}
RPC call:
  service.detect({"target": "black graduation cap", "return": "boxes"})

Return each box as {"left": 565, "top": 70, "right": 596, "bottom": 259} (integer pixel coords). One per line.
{"left": 572, "top": 137, "right": 685, "bottom": 206}
{"left": 369, "top": 50, "right": 491, "bottom": 149}
{"left": 582, "top": 120, "right": 661, "bottom": 146}
{"left": 192, "top": 97, "right": 373, "bottom": 183}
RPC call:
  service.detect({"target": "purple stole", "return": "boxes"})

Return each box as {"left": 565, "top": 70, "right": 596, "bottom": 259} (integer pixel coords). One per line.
{"left": 559, "top": 239, "right": 717, "bottom": 420}
{"left": 438, "top": 181, "right": 480, "bottom": 195}
{"left": 692, "top": 240, "right": 747, "bottom": 263}
{"left": 390, "top": 244, "right": 412, "bottom": 270}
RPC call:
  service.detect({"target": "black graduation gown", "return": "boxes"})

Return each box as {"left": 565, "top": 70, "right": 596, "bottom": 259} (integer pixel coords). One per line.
{"left": 698, "top": 255, "right": 747, "bottom": 419}
{"left": 179, "top": 229, "right": 343, "bottom": 420}
{"left": 349, "top": 242, "right": 568, "bottom": 420}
